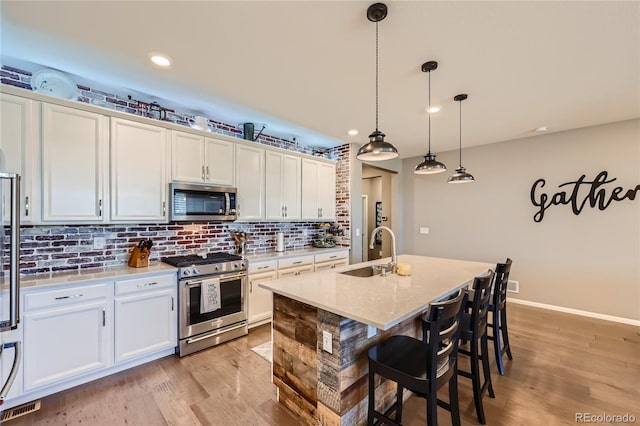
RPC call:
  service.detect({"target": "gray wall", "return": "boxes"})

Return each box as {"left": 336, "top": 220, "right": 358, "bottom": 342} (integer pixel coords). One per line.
{"left": 401, "top": 119, "right": 640, "bottom": 320}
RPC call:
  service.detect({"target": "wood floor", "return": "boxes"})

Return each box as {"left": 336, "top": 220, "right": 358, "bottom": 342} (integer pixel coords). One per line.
{"left": 4, "top": 303, "right": 639, "bottom": 425}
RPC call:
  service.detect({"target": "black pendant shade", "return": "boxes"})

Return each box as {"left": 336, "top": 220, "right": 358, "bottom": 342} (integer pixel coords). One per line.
{"left": 357, "top": 3, "right": 399, "bottom": 162}
{"left": 414, "top": 60, "right": 446, "bottom": 174}
{"left": 448, "top": 93, "right": 475, "bottom": 184}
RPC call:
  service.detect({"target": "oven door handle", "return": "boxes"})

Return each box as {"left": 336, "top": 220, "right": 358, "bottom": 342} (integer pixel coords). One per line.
{"left": 184, "top": 274, "right": 246, "bottom": 287}
{"left": 185, "top": 323, "right": 247, "bottom": 344}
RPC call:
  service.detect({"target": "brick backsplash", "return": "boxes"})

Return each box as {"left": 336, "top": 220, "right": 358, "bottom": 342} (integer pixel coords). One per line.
{"left": 12, "top": 222, "right": 326, "bottom": 274}
{"left": 1, "top": 61, "right": 354, "bottom": 275}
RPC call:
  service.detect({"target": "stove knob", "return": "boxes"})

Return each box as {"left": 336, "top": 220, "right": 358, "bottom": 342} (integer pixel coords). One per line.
{"left": 193, "top": 268, "right": 200, "bottom": 275}
{"left": 183, "top": 269, "right": 191, "bottom": 276}
{"left": 234, "top": 263, "right": 239, "bottom": 268}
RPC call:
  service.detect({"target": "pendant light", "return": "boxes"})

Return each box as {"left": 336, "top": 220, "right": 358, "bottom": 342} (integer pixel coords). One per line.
{"left": 448, "top": 94, "right": 475, "bottom": 183}
{"left": 356, "top": 3, "right": 399, "bottom": 162}
{"left": 414, "top": 61, "right": 447, "bottom": 174}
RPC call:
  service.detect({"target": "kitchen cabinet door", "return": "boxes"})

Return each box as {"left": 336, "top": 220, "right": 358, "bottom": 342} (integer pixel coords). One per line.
{"left": 317, "top": 161, "right": 336, "bottom": 220}
{"left": 41, "top": 103, "right": 109, "bottom": 222}
{"left": 248, "top": 269, "right": 277, "bottom": 328}
{"left": 0, "top": 93, "right": 39, "bottom": 224}
{"left": 171, "top": 131, "right": 205, "bottom": 183}
{"left": 111, "top": 118, "right": 169, "bottom": 222}
{"left": 235, "top": 144, "right": 264, "bottom": 220}
{"left": 114, "top": 275, "right": 177, "bottom": 363}
{"left": 23, "top": 285, "right": 112, "bottom": 391}
{"left": 301, "top": 158, "right": 336, "bottom": 220}
{"left": 264, "top": 151, "right": 299, "bottom": 220}
{"left": 205, "top": 137, "right": 234, "bottom": 186}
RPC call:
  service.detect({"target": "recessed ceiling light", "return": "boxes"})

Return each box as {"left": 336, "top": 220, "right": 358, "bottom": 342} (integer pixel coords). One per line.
{"left": 149, "top": 53, "right": 172, "bottom": 67}
{"left": 535, "top": 126, "right": 549, "bottom": 132}
{"left": 348, "top": 129, "right": 359, "bottom": 136}
{"left": 426, "top": 106, "right": 441, "bottom": 113}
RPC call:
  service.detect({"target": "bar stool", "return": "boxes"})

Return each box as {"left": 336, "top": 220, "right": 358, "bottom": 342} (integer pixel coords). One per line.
{"left": 457, "top": 271, "right": 495, "bottom": 425}
{"left": 488, "top": 258, "right": 513, "bottom": 375}
{"left": 367, "top": 289, "right": 465, "bottom": 426}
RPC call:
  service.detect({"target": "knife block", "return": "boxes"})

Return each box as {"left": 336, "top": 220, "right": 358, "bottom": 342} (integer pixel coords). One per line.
{"left": 128, "top": 246, "right": 150, "bottom": 268}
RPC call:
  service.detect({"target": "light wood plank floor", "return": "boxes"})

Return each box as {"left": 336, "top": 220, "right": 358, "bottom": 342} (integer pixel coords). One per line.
{"left": 4, "top": 303, "right": 639, "bottom": 425}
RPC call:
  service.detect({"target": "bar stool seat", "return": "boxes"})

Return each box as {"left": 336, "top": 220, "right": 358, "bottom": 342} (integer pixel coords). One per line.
{"left": 367, "top": 289, "right": 465, "bottom": 426}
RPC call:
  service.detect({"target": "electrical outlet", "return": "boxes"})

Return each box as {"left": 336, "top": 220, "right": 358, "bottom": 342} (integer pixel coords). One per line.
{"left": 322, "top": 330, "right": 333, "bottom": 354}
{"left": 355, "top": 228, "right": 360, "bottom": 237}
{"left": 367, "top": 325, "right": 377, "bottom": 339}
{"left": 93, "top": 237, "right": 106, "bottom": 250}
{"left": 507, "top": 280, "right": 519, "bottom": 293}
{"left": 420, "top": 227, "right": 429, "bottom": 235}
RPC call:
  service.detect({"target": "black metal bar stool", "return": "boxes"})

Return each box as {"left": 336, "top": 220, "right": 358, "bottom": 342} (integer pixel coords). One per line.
{"left": 367, "top": 289, "right": 465, "bottom": 426}
{"left": 457, "top": 271, "right": 495, "bottom": 425}
{"left": 488, "top": 258, "right": 513, "bottom": 375}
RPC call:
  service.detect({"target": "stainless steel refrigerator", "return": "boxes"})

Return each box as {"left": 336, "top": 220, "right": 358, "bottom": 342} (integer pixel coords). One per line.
{"left": 0, "top": 167, "right": 21, "bottom": 405}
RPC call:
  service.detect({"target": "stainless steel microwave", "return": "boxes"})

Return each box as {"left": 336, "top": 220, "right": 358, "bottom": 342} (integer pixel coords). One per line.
{"left": 169, "top": 182, "right": 237, "bottom": 222}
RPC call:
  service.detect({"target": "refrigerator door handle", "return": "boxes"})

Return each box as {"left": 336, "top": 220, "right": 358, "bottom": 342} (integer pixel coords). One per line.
{"left": 9, "top": 174, "right": 20, "bottom": 329}
{"left": 0, "top": 341, "right": 21, "bottom": 403}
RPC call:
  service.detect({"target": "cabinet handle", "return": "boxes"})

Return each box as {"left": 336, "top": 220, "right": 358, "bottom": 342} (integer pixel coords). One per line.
{"left": 202, "top": 165, "right": 206, "bottom": 181}
{"left": 55, "top": 293, "right": 83, "bottom": 301}
{"left": 257, "top": 265, "right": 269, "bottom": 270}
{"left": 162, "top": 201, "right": 166, "bottom": 216}
{"left": 102, "top": 309, "right": 106, "bottom": 327}
{"left": 171, "top": 296, "right": 174, "bottom": 311}
{"left": 281, "top": 206, "right": 284, "bottom": 217}
{"left": 284, "top": 205, "right": 287, "bottom": 217}
{"left": 25, "top": 196, "right": 29, "bottom": 217}
{"left": 320, "top": 207, "right": 323, "bottom": 218}
{"left": 206, "top": 166, "right": 210, "bottom": 181}
{"left": 137, "top": 281, "right": 158, "bottom": 288}
{"left": 293, "top": 261, "right": 302, "bottom": 265}
{"left": 249, "top": 281, "right": 253, "bottom": 293}
{"left": 330, "top": 255, "right": 337, "bottom": 259}
{"left": 98, "top": 199, "right": 102, "bottom": 217}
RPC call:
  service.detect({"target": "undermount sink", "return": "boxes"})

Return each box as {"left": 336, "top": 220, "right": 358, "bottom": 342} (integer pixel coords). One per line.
{"left": 339, "top": 265, "right": 388, "bottom": 277}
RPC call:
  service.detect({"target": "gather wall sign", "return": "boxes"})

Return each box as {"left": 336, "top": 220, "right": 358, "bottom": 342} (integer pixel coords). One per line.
{"left": 530, "top": 171, "right": 640, "bottom": 222}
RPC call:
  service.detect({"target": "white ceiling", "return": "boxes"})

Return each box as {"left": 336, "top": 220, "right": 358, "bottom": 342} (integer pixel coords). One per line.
{"left": 2, "top": 1, "right": 638, "bottom": 158}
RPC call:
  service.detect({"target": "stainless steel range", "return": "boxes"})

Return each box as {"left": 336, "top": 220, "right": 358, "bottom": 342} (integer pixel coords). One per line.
{"left": 162, "top": 253, "right": 248, "bottom": 357}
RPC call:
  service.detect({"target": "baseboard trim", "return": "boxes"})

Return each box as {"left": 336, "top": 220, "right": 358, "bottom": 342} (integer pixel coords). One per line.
{"left": 509, "top": 298, "right": 640, "bottom": 327}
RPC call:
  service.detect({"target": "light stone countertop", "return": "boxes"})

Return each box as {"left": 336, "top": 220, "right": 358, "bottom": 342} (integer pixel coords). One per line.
{"left": 243, "top": 246, "right": 349, "bottom": 263}
{"left": 18, "top": 263, "right": 177, "bottom": 291}
{"left": 259, "top": 254, "right": 494, "bottom": 330}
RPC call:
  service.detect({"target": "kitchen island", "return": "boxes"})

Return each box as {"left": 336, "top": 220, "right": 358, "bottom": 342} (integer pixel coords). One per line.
{"left": 259, "top": 254, "right": 494, "bottom": 426}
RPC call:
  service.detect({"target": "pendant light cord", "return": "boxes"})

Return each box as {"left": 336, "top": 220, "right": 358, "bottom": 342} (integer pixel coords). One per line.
{"left": 458, "top": 99, "right": 462, "bottom": 167}
{"left": 375, "top": 21, "right": 379, "bottom": 132}
{"left": 427, "top": 69, "right": 431, "bottom": 154}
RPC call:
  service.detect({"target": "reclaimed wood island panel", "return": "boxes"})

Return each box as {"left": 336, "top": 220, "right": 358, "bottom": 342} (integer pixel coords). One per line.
{"left": 261, "top": 255, "right": 494, "bottom": 426}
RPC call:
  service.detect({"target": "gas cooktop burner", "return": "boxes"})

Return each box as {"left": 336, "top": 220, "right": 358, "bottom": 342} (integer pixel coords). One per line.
{"left": 162, "top": 252, "right": 243, "bottom": 268}
{"left": 162, "top": 252, "right": 247, "bottom": 279}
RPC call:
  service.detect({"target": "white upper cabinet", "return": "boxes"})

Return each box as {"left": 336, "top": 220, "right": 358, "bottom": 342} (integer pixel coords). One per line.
{"left": 0, "top": 93, "right": 39, "bottom": 224}
{"left": 110, "top": 118, "right": 169, "bottom": 222}
{"left": 171, "top": 130, "right": 235, "bottom": 186}
{"left": 235, "top": 144, "right": 264, "bottom": 220}
{"left": 301, "top": 158, "right": 336, "bottom": 220}
{"left": 265, "top": 151, "right": 301, "bottom": 220}
{"left": 171, "top": 131, "right": 203, "bottom": 183}
{"left": 41, "top": 103, "right": 109, "bottom": 223}
{"left": 205, "top": 137, "right": 235, "bottom": 186}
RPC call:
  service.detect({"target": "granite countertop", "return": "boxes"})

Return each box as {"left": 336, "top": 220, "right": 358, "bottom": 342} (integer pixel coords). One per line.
{"left": 19, "top": 263, "right": 177, "bottom": 291}
{"left": 259, "top": 254, "right": 494, "bottom": 330}
{"left": 244, "top": 246, "right": 349, "bottom": 262}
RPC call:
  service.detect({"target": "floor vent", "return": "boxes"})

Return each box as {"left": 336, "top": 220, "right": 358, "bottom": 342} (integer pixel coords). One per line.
{"left": 507, "top": 280, "right": 519, "bottom": 294}
{"left": 1, "top": 400, "right": 41, "bottom": 422}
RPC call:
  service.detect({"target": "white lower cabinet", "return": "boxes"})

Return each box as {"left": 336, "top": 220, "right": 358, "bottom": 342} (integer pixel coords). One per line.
{"left": 23, "top": 283, "right": 112, "bottom": 391}
{"left": 114, "top": 274, "right": 177, "bottom": 363}
{"left": 314, "top": 250, "right": 350, "bottom": 271}
{"left": 17, "top": 271, "right": 178, "bottom": 407}
{"left": 248, "top": 260, "right": 278, "bottom": 328}
{"left": 277, "top": 255, "right": 315, "bottom": 279}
